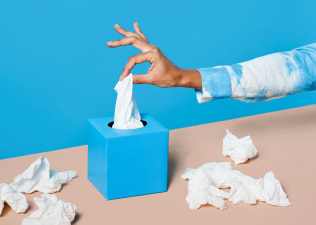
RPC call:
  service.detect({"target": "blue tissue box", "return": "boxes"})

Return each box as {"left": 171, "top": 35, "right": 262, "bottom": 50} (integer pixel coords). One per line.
{"left": 88, "top": 114, "right": 169, "bottom": 200}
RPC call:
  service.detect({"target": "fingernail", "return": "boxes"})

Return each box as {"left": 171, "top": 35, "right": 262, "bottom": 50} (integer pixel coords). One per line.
{"left": 116, "top": 24, "right": 120, "bottom": 28}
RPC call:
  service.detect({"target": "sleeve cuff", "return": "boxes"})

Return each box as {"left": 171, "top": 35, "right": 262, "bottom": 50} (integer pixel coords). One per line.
{"left": 194, "top": 67, "right": 232, "bottom": 103}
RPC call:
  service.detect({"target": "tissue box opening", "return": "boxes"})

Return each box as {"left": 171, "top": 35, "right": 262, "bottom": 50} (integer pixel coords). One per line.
{"left": 108, "top": 120, "right": 147, "bottom": 128}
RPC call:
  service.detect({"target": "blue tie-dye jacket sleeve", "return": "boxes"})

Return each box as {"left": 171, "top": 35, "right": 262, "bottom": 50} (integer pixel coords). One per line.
{"left": 195, "top": 43, "right": 316, "bottom": 103}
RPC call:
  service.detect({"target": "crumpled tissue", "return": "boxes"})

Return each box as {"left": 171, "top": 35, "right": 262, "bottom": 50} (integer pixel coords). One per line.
{"left": 11, "top": 156, "right": 77, "bottom": 194}
{"left": 223, "top": 129, "right": 258, "bottom": 164}
{"left": 181, "top": 162, "right": 291, "bottom": 210}
{"left": 112, "top": 73, "right": 144, "bottom": 129}
{"left": 21, "top": 194, "right": 76, "bottom": 225}
{"left": 0, "top": 183, "right": 29, "bottom": 215}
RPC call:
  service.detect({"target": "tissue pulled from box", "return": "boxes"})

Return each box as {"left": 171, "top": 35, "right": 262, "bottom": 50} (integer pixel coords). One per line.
{"left": 223, "top": 129, "right": 258, "bottom": 164}
{"left": 10, "top": 156, "right": 77, "bottom": 194}
{"left": 0, "top": 183, "right": 29, "bottom": 215}
{"left": 112, "top": 73, "right": 144, "bottom": 129}
{"left": 21, "top": 194, "right": 76, "bottom": 225}
{"left": 181, "top": 162, "right": 291, "bottom": 210}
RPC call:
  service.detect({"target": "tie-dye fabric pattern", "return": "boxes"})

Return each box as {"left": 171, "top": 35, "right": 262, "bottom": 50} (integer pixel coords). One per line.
{"left": 195, "top": 43, "right": 316, "bottom": 103}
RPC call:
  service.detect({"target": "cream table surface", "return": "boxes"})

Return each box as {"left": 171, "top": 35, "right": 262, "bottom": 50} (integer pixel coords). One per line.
{"left": 1, "top": 105, "right": 316, "bottom": 225}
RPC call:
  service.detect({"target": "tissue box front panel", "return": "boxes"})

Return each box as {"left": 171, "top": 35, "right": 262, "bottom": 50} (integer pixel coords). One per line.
{"left": 88, "top": 114, "right": 169, "bottom": 200}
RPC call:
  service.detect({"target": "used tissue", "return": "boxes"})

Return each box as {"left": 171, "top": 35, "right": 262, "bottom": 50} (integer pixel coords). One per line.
{"left": 0, "top": 183, "right": 29, "bottom": 215}
{"left": 112, "top": 73, "right": 144, "bottom": 129}
{"left": 223, "top": 129, "right": 258, "bottom": 164}
{"left": 11, "top": 156, "right": 77, "bottom": 194}
{"left": 21, "top": 194, "right": 76, "bottom": 225}
{"left": 181, "top": 162, "right": 291, "bottom": 210}
{"left": 181, "top": 166, "right": 230, "bottom": 210}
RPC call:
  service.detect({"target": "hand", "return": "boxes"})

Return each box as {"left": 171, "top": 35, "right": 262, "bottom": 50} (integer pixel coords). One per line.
{"left": 107, "top": 22, "right": 202, "bottom": 90}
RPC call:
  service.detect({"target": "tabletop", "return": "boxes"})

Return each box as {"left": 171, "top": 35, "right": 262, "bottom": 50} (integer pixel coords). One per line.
{"left": 1, "top": 105, "right": 316, "bottom": 225}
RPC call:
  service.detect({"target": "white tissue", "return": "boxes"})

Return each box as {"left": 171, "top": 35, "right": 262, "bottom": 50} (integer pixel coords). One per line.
{"left": 0, "top": 183, "right": 29, "bottom": 215}
{"left": 112, "top": 73, "right": 144, "bottom": 129}
{"left": 182, "top": 168, "right": 230, "bottom": 210}
{"left": 223, "top": 129, "right": 258, "bottom": 164}
{"left": 10, "top": 156, "right": 77, "bottom": 194}
{"left": 21, "top": 194, "right": 76, "bottom": 225}
{"left": 181, "top": 162, "right": 291, "bottom": 210}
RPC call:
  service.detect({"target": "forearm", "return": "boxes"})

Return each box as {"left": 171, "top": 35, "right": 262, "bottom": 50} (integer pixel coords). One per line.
{"left": 176, "top": 69, "right": 202, "bottom": 90}
{"left": 229, "top": 43, "right": 316, "bottom": 102}
{"left": 195, "top": 43, "right": 316, "bottom": 103}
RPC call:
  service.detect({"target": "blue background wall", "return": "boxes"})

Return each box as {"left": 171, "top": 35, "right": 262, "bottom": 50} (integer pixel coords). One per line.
{"left": 1, "top": 0, "right": 316, "bottom": 159}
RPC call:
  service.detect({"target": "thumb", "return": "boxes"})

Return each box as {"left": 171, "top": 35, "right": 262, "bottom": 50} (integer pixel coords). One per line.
{"left": 133, "top": 74, "right": 153, "bottom": 85}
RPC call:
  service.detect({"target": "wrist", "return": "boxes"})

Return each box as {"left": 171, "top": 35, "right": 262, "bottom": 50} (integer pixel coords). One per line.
{"left": 176, "top": 69, "right": 202, "bottom": 90}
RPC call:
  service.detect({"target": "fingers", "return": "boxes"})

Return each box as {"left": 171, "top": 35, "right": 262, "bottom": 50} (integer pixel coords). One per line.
{"left": 107, "top": 36, "right": 150, "bottom": 52}
{"left": 107, "top": 23, "right": 153, "bottom": 52}
{"left": 108, "top": 22, "right": 155, "bottom": 85}
{"left": 133, "top": 22, "right": 147, "bottom": 40}
{"left": 133, "top": 74, "right": 152, "bottom": 84}
{"left": 114, "top": 23, "right": 147, "bottom": 40}
{"left": 120, "top": 51, "right": 153, "bottom": 80}
{"left": 114, "top": 24, "right": 135, "bottom": 37}
{"left": 107, "top": 36, "right": 138, "bottom": 47}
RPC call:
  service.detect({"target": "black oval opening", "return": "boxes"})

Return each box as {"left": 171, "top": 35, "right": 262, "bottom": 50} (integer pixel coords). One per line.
{"left": 108, "top": 120, "right": 147, "bottom": 128}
